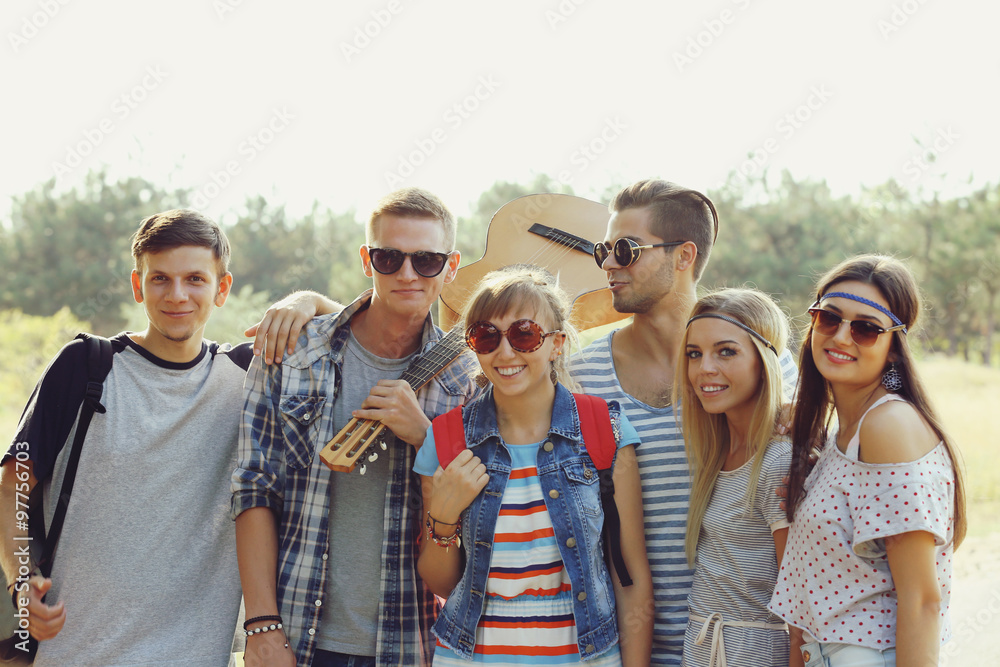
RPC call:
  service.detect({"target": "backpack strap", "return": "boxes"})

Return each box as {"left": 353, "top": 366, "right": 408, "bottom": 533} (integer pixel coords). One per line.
{"left": 38, "top": 333, "right": 113, "bottom": 577}
{"left": 432, "top": 405, "right": 467, "bottom": 470}
{"left": 573, "top": 394, "right": 632, "bottom": 587}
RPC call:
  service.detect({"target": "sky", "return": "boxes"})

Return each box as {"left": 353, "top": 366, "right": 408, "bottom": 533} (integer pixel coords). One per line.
{"left": 2, "top": 0, "right": 997, "bottom": 225}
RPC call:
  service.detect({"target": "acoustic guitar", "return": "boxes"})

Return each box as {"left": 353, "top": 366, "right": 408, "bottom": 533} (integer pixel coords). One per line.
{"left": 319, "top": 193, "right": 627, "bottom": 474}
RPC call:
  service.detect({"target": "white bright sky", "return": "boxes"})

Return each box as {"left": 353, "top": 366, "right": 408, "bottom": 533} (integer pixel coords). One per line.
{"left": 2, "top": 0, "right": 997, "bottom": 225}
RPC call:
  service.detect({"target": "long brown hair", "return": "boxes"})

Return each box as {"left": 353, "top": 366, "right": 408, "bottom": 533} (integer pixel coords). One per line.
{"left": 785, "top": 254, "right": 967, "bottom": 548}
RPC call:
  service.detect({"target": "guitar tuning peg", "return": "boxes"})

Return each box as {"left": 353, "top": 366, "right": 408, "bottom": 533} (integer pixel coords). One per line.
{"left": 358, "top": 464, "right": 367, "bottom": 476}
{"left": 379, "top": 439, "right": 387, "bottom": 451}
{"left": 367, "top": 451, "right": 379, "bottom": 463}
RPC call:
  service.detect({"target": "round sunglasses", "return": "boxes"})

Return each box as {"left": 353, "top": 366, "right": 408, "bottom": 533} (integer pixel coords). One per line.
{"left": 465, "top": 319, "right": 562, "bottom": 354}
{"left": 593, "top": 238, "right": 685, "bottom": 269}
{"left": 367, "top": 247, "right": 452, "bottom": 278}
{"left": 808, "top": 307, "right": 906, "bottom": 347}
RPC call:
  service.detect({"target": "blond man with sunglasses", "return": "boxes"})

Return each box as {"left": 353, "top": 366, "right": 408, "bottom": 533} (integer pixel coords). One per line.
{"left": 233, "top": 188, "right": 480, "bottom": 667}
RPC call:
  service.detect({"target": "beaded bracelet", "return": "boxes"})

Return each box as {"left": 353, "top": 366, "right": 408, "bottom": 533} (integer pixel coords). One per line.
{"left": 425, "top": 512, "right": 461, "bottom": 552}
{"left": 243, "top": 615, "right": 282, "bottom": 630}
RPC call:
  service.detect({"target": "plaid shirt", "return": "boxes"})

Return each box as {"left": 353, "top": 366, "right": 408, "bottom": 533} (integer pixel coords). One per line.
{"left": 232, "top": 291, "right": 478, "bottom": 666}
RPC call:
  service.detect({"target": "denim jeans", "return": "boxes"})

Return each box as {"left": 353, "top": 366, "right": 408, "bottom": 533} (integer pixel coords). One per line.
{"left": 800, "top": 642, "right": 897, "bottom": 667}
{"left": 312, "top": 650, "right": 377, "bottom": 667}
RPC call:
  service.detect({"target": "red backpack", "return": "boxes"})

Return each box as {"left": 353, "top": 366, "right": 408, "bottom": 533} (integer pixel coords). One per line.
{"left": 431, "top": 393, "right": 632, "bottom": 587}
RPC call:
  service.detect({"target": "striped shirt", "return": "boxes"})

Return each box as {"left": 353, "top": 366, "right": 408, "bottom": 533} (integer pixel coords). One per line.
{"left": 421, "top": 441, "right": 623, "bottom": 666}
{"left": 569, "top": 331, "right": 797, "bottom": 665}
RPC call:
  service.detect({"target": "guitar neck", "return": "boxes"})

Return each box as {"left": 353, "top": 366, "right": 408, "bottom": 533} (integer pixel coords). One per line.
{"left": 399, "top": 326, "right": 467, "bottom": 391}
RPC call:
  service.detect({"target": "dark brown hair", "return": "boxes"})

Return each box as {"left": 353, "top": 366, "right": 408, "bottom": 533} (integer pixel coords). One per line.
{"left": 610, "top": 179, "right": 719, "bottom": 281}
{"left": 786, "top": 254, "right": 966, "bottom": 548}
{"left": 131, "top": 209, "right": 231, "bottom": 278}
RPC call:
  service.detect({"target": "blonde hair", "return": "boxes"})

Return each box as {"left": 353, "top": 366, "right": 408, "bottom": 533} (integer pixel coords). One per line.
{"left": 462, "top": 264, "right": 579, "bottom": 390}
{"left": 367, "top": 187, "right": 456, "bottom": 251}
{"left": 675, "top": 288, "right": 789, "bottom": 566}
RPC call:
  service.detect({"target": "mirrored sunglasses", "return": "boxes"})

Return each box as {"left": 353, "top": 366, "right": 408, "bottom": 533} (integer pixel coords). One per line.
{"left": 593, "top": 237, "right": 685, "bottom": 269}
{"left": 465, "top": 319, "right": 562, "bottom": 354}
{"left": 807, "top": 308, "right": 906, "bottom": 347}
{"left": 368, "top": 247, "right": 451, "bottom": 278}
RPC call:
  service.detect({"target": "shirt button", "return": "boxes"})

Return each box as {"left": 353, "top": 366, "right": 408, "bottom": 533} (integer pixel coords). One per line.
{"left": 308, "top": 628, "right": 316, "bottom": 636}
{"left": 585, "top": 644, "right": 595, "bottom": 653}
{"left": 315, "top": 599, "right": 322, "bottom": 607}
{"left": 577, "top": 591, "right": 587, "bottom": 601}
{"left": 543, "top": 441, "right": 554, "bottom": 452}
{"left": 548, "top": 489, "right": 559, "bottom": 499}
{"left": 565, "top": 537, "right": 577, "bottom": 548}
{"left": 322, "top": 553, "right": 329, "bottom": 561}
{"left": 583, "top": 468, "right": 593, "bottom": 479}
{"left": 802, "top": 650, "right": 811, "bottom": 661}
{"left": 303, "top": 412, "right": 311, "bottom": 421}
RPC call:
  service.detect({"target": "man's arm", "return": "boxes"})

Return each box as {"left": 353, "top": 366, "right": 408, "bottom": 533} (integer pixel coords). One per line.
{"left": 235, "top": 507, "right": 295, "bottom": 667}
{"left": 245, "top": 291, "right": 343, "bottom": 365}
{"left": 0, "top": 459, "right": 66, "bottom": 641}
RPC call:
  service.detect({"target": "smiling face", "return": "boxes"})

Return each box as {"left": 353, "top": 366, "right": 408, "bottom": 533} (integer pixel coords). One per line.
{"left": 361, "top": 213, "right": 460, "bottom": 325}
{"left": 130, "top": 245, "right": 232, "bottom": 362}
{"left": 601, "top": 206, "right": 676, "bottom": 314}
{"left": 474, "top": 307, "right": 565, "bottom": 402}
{"left": 685, "top": 316, "right": 763, "bottom": 427}
{"left": 810, "top": 279, "right": 895, "bottom": 389}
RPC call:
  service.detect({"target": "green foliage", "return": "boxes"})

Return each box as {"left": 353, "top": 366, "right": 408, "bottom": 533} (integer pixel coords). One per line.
{"left": 0, "top": 308, "right": 91, "bottom": 438}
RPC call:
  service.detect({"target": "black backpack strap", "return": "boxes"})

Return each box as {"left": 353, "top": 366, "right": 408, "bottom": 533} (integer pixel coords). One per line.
{"left": 38, "top": 333, "right": 113, "bottom": 577}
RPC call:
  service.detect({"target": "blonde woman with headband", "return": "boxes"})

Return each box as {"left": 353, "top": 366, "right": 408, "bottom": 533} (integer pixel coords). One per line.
{"left": 675, "top": 288, "right": 793, "bottom": 667}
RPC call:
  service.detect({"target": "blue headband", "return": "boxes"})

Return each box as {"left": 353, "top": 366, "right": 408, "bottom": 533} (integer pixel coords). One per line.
{"left": 817, "top": 291, "right": 907, "bottom": 333}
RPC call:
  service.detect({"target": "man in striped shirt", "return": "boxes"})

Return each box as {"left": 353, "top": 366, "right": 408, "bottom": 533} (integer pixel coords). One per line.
{"left": 569, "top": 179, "right": 796, "bottom": 665}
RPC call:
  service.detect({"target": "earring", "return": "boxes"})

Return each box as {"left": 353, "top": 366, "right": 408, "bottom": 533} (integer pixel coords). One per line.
{"left": 550, "top": 364, "right": 558, "bottom": 385}
{"left": 881, "top": 362, "right": 903, "bottom": 392}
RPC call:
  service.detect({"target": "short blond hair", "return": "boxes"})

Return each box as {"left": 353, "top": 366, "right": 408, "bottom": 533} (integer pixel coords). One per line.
{"left": 367, "top": 187, "right": 456, "bottom": 251}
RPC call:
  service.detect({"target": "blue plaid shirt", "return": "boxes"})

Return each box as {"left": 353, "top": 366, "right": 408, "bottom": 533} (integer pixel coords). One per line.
{"left": 232, "top": 291, "right": 478, "bottom": 666}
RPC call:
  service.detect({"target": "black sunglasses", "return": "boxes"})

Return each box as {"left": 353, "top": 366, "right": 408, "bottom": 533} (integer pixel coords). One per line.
{"left": 465, "top": 319, "right": 562, "bottom": 354}
{"left": 808, "top": 308, "right": 906, "bottom": 347}
{"left": 593, "top": 238, "right": 685, "bottom": 269}
{"left": 367, "top": 247, "right": 452, "bottom": 278}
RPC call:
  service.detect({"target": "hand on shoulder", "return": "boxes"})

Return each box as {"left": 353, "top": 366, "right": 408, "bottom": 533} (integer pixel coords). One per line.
{"left": 859, "top": 399, "right": 939, "bottom": 464}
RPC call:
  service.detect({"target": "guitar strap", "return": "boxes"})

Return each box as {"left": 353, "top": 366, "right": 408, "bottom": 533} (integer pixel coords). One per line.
{"left": 431, "top": 394, "right": 632, "bottom": 587}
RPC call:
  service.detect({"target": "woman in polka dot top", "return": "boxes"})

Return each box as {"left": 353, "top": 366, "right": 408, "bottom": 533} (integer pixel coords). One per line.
{"left": 770, "top": 254, "right": 967, "bottom": 667}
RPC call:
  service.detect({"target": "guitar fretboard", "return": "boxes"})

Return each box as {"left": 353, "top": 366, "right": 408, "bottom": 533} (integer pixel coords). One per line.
{"left": 400, "top": 326, "right": 467, "bottom": 390}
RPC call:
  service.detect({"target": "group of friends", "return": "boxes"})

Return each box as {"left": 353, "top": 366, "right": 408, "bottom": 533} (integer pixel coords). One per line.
{"left": 0, "top": 179, "right": 965, "bottom": 667}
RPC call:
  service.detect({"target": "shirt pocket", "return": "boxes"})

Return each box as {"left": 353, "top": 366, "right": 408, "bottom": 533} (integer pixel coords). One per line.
{"left": 562, "top": 460, "right": 602, "bottom": 517}
{"left": 279, "top": 394, "right": 327, "bottom": 470}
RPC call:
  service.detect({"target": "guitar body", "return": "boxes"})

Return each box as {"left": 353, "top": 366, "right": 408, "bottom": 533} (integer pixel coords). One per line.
{"left": 439, "top": 193, "right": 628, "bottom": 331}
{"left": 322, "top": 193, "right": 628, "bottom": 474}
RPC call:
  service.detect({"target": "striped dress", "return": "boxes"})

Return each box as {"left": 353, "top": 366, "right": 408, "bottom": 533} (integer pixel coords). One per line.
{"left": 431, "top": 441, "right": 623, "bottom": 666}
{"left": 569, "top": 332, "right": 797, "bottom": 665}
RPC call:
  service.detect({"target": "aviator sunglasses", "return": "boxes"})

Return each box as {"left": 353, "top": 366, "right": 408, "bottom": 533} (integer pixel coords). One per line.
{"left": 807, "top": 307, "right": 907, "bottom": 347}
{"left": 367, "top": 247, "right": 452, "bottom": 278}
{"left": 593, "top": 238, "right": 685, "bottom": 269}
{"left": 465, "top": 319, "right": 562, "bottom": 354}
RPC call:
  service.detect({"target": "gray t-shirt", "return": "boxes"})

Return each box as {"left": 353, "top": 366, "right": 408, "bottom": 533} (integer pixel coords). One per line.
{"left": 315, "top": 331, "right": 414, "bottom": 656}
{"left": 20, "top": 334, "right": 249, "bottom": 667}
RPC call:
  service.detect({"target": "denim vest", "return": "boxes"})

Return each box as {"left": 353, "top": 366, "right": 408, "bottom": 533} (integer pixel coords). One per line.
{"left": 433, "top": 384, "right": 622, "bottom": 660}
